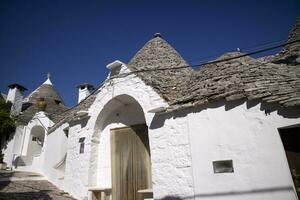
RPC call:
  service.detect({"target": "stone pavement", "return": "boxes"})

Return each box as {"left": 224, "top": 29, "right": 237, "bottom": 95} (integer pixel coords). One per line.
{"left": 0, "top": 170, "right": 76, "bottom": 200}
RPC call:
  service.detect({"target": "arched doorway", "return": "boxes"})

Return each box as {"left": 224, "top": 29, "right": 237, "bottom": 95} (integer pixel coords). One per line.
{"left": 93, "top": 94, "right": 152, "bottom": 200}
{"left": 27, "top": 126, "right": 45, "bottom": 159}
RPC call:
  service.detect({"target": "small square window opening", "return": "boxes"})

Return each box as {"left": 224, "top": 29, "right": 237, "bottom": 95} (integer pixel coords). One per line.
{"left": 213, "top": 160, "right": 234, "bottom": 173}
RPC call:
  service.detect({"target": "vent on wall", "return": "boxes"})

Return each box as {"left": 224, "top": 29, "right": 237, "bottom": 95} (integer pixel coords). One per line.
{"left": 213, "top": 160, "right": 234, "bottom": 173}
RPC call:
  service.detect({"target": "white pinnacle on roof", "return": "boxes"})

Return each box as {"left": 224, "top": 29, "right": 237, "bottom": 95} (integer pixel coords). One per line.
{"left": 43, "top": 72, "right": 53, "bottom": 85}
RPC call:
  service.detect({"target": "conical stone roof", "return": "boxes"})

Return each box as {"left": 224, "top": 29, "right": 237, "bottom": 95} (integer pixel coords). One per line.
{"left": 128, "top": 34, "right": 193, "bottom": 103}
{"left": 17, "top": 78, "right": 68, "bottom": 125}
{"left": 49, "top": 20, "right": 300, "bottom": 132}
{"left": 128, "top": 31, "right": 300, "bottom": 111}
{"left": 128, "top": 34, "right": 189, "bottom": 70}
{"left": 25, "top": 79, "right": 65, "bottom": 105}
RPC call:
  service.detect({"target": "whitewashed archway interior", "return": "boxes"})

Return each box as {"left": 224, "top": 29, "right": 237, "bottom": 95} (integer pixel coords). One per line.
{"left": 17, "top": 125, "right": 45, "bottom": 166}
{"left": 89, "top": 94, "right": 152, "bottom": 199}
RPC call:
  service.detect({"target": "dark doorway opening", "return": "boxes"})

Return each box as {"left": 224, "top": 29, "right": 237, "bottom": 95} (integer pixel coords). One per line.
{"left": 279, "top": 124, "right": 300, "bottom": 198}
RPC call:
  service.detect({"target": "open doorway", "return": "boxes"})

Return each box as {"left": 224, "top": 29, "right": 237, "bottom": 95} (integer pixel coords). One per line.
{"left": 279, "top": 124, "right": 300, "bottom": 198}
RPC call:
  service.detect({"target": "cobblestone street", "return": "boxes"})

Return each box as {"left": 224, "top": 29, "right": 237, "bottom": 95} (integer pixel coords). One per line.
{"left": 0, "top": 170, "right": 76, "bottom": 200}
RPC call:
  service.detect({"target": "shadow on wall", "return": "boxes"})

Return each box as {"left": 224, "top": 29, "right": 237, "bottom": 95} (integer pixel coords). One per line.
{"left": 159, "top": 197, "right": 183, "bottom": 200}
{"left": 150, "top": 99, "right": 300, "bottom": 130}
{"left": 0, "top": 191, "right": 52, "bottom": 199}
{"left": 69, "top": 116, "right": 91, "bottom": 129}
{"left": 0, "top": 131, "right": 16, "bottom": 153}
{"left": 13, "top": 155, "right": 33, "bottom": 167}
{"left": 158, "top": 185, "right": 295, "bottom": 199}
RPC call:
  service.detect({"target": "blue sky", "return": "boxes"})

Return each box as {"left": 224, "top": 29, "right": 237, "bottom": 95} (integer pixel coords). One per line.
{"left": 0, "top": 0, "right": 299, "bottom": 107}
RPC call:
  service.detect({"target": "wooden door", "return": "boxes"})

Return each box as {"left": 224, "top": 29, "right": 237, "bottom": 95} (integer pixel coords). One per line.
{"left": 111, "top": 125, "right": 152, "bottom": 200}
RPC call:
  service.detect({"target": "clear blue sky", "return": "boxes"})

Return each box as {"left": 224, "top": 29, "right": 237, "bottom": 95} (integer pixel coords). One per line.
{"left": 0, "top": 0, "right": 299, "bottom": 107}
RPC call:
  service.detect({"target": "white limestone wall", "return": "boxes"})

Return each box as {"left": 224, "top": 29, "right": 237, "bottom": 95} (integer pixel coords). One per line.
{"left": 64, "top": 121, "right": 92, "bottom": 200}
{"left": 54, "top": 62, "right": 300, "bottom": 200}
{"left": 16, "top": 112, "right": 51, "bottom": 170}
{"left": 12, "top": 113, "right": 69, "bottom": 191}
{"left": 2, "top": 126, "right": 24, "bottom": 167}
{"left": 42, "top": 123, "right": 69, "bottom": 188}
{"left": 26, "top": 126, "right": 45, "bottom": 158}
{"left": 21, "top": 112, "right": 52, "bottom": 156}
{"left": 64, "top": 63, "right": 195, "bottom": 200}
{"left": 149, "top": 113, "right": 195, "bottom": 199}
{"left": 187, "top": 101, "right": 300, "bottom": 200}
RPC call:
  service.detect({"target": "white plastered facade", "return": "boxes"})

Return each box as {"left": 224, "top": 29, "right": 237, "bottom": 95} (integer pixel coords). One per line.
{"left": 63, "top": 62, "right": 195, "bottom": 199}
{"left": 187, "top": 101, "right": 300, "bottom": 200}
{"left": 2, "top": 62, "right": 300, "bottom": 200}
{"left": 63, "top": 62, "right": 300, "bottom": 200}
{"left": 2, "top": 111, "right": 69, "bottom": 189}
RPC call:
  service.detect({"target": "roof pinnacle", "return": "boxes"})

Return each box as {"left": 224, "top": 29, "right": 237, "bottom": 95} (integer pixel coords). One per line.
{"left": 154, "top": 33, "right": 162, "bottom": 38}
{"left": 43, "top": 72, "right": 53, "bottom": 85}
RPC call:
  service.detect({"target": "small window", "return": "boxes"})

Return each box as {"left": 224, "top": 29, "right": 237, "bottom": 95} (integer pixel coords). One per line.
{"left": 213, "top": 160, "right": 234, "bottom": 173}
{"left": 79, "top": 137, "right": 85, "bottom": 154}
{"left": 79, "top": 143, "right": 85, "bottom": 154}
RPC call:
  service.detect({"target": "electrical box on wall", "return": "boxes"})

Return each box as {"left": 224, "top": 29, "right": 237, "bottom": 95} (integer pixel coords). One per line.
{"left": 213, "top": 160, "right": 234, "bottom": 173}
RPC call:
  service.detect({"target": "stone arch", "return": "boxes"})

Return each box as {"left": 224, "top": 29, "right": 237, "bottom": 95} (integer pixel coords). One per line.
{"left": 16, "top": 125, "right": 46, "bottom": 166}
{"left": 88, "top": 94, "right": 152, "bottom": 197}
{"left": 28, "top": 125, "right": 45, "bottom": 157}
{"left": 94, "top": 94, "right": 146, "bottom": 135}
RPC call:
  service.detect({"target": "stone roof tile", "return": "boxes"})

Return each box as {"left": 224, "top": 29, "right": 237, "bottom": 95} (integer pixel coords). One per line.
{"left": 17, "top": 83, "right": 68, "bottom": 125}
{"left": 48, "top": 18, "right": 300, "bottom": 131}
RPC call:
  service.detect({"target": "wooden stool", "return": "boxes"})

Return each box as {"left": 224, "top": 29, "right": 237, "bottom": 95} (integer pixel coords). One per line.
{"left": 88, "top": 187, "right": 111, "bottom": 200}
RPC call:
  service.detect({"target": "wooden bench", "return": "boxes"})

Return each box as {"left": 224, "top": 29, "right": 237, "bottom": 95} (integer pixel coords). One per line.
{"left": 88, "top": 187, "right": 111, "bottom": 200}
{"left": 138, "top": 188, "right": 153, "bottom": 200}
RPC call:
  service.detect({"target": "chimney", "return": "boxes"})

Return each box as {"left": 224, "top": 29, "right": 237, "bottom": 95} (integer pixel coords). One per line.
{"left": 77, "top": 83, "right": 95, "bottom": 103}
{"left": 7, "top": 83, "right": 27, "bottom": 115}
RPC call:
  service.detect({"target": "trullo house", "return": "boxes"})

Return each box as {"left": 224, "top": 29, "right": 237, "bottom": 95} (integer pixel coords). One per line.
{"left": 1, "top": 18, "right": 300, "bottom": 200}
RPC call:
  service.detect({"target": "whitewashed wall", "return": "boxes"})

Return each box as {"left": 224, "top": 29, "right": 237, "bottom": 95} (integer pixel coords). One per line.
{"left": 64, "top": 121, "right": 92, "bottom": 200}
{"left": 187, "top": 100, "right": 300, "bottom": 200}
{"left": 42, "top": 123, "right": 69, "bottom": 188}
{"left": 64, "top": 63, "right": 195, "bottom": 200}
{"left": 62, "top": 63, "right": 300, "bottom": 200}
{"left": 13, "top": 113, "right": 70, "bottom": 190}
{"left": 2, "top": 125, "right": 24, "bottom": 167}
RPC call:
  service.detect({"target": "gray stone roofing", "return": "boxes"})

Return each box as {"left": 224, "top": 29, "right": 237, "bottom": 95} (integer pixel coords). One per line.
{"left": 127, "top": 34, "right": 193, "bottom": 103}
{"left": 168, "top": 52, "right": 300, "bottom": 111}
{"left": 48, "top": 91, "right": 98, "bottom": 132}
{"left": 48, "top": 17, "right": 300, "bottom": 131}
{"left": 126, "top": 22, "right": 300, "bottom": 112}
{"left": 17, "top": 83, "right": 68, "bottom": 125}
{"left": 258, "top": 18, "right": 300, "bottom": 65}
